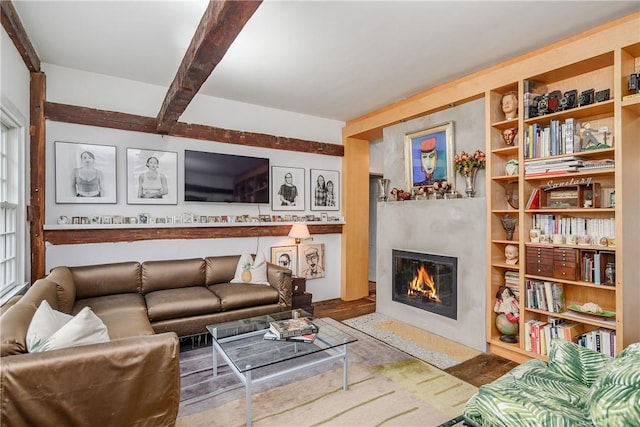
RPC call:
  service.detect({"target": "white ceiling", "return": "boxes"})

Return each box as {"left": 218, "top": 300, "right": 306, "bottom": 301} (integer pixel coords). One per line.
{"left": 11, "top": 0, "right": 640, "bottom": 122}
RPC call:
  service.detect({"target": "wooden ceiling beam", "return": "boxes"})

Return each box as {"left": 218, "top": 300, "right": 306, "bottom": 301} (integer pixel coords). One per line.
{"left": 156, "top": 0, "right": 262, "bottom": 134}
{"left": 1, "top": 0, "right": 40, "bottom": 71}
{"left": 45, "top": 101, "right": 343, "bottom": 157}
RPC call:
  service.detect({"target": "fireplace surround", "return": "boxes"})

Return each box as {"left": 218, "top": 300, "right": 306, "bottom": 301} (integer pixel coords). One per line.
{"left": 392, "top": 250, "right": 457, "bottom": 320}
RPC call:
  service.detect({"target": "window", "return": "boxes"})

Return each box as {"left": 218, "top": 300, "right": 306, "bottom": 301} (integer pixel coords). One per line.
{"left": 0, "top": 105, "right": 28, "bottom": 305}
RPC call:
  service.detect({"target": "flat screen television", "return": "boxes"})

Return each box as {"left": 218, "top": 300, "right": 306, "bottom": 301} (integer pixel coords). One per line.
{"left": 184, "top": 150, "right": 270, "bottom": 203}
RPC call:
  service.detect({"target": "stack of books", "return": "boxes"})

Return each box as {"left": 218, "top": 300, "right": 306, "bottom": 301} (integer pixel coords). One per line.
{"left": 264, "top": 317, "right": 319, "bottom": 343}
{"left": 524, "top": 156, "right": 584, "bottom": 177}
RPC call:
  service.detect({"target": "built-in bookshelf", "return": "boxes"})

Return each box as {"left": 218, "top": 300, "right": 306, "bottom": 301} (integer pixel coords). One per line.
{"left": 485, "top": 38, "right": 640, "bottom": 363}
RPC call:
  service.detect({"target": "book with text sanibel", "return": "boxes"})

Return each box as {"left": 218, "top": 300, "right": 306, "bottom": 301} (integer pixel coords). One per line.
{"left": 269, "top": 317, "right": 319, "bottom": 339}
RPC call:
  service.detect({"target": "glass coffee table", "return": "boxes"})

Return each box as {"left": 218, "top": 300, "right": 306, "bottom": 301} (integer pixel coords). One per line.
{"left": 207, "top": 310, "right": 357, "bottom": 426}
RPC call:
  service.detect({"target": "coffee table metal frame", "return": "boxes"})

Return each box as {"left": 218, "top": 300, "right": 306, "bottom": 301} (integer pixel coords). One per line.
{"left": 207, "top": 311, "right": 357, "bottom": 427}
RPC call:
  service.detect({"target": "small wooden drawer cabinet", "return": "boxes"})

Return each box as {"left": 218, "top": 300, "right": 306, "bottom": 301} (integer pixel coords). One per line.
{"left": 526, "top": 246, "right": 554, "bottom": 277}
{"left": 553, "top": 248, "right": 579, "bottom": 281}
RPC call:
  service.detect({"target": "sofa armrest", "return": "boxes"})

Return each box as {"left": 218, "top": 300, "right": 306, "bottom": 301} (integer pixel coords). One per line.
{"left": 1, "top": 333, "right": 180, "bottom": 427}
{"left": 267, "top": 262, "right": 293, "bottom": 309}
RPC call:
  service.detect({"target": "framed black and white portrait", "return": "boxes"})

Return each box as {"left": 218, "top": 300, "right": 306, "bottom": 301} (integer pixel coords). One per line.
{"left": 54, "top": 141, "right": 117, "bottom": 204}
{"left": 126, "top": 148, "right": 178, "bottom": 205}
{"left": 310, "top": 169, "right": 339, "bottom": 211}
{"left": 271, "top": 245, "right": 298, "bottom": 275}
{"left": 298, "top": 243, "right": 325, "bottom": 280}
{"left": 271, "top": 166, "right": 305, "bottom": 211}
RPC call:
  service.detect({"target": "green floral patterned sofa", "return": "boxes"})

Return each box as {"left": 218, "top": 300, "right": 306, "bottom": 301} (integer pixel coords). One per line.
{"left": 463, "top": 339, "right": 640, "bottom": 427}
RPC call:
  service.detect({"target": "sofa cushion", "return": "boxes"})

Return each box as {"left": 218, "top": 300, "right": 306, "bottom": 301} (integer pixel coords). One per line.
{"left": 29, "top": 306, "right": 110, "bottom": 353}
{"left": 145, "top": 287, "right": 221, "bottom": 322}
{"left": 67, "top": 262, "right": 141, "bottom": 299}
{"left": 26, "top": 300, "right": 73, "bottom": 352}
{"left": 96, "top": 309, "right": 156, "bottom": 339}
{"left": 142, "top": 258, "right": 205, "bottom": 293}
{"left": 209, "top": 283, "right": 279, "bottom": 311}
{"left": 0, "top": 303, "right": 37, "bottom": 356}
{"left": 72, "top": 293, "right": 147, "bottom": 316}
{"left": 586, "top": 343, "right": 640, "bottom": 427}
{"left": 549, "top": 338, "right": 611, "bottom": 387}
{"left": 205, "top": 255, "right": 239, "bottom": 285}
{"left": 230, "top": 252, "right": 269, "bottom": 285}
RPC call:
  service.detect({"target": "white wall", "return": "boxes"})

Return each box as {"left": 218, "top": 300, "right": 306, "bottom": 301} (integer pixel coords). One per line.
{"left": 1, "top": 28, "right": 32, "bottom": 284}
{"left": 41, "top": 65, "right": 345, "bottom": 302}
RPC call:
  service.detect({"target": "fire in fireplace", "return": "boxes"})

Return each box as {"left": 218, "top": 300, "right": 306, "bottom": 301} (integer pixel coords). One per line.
{"left": 392, "top": 249, "right": 457, "bottom": 320}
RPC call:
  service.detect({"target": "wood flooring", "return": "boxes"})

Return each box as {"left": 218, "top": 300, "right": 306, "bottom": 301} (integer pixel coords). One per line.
{"left": 313, "top": 282, "right": 517, "bottom": 387}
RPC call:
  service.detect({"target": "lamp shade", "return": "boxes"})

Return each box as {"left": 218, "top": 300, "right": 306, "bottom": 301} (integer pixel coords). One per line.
{"left": 288, "top": 223, "right": 311, "bottom": 244}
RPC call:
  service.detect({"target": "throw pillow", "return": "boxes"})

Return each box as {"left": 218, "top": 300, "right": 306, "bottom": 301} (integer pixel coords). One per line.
{"left": 26, "top": 300, "right": 73, "bottom": 352}
{"left": 548, "top": 339, "right": 611, "bottom": 387}
{"left": 586, "top": 343, "right": 640, "bottom": 427}
{"left": 28, "top": 303, "right": 110, "bottom": 353}
{"left": 230, "top": 252, "right": 269, "bottom": 285}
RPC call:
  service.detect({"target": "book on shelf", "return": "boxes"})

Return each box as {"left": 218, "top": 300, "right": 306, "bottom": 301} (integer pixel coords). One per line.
{"left": 269, "top": 317, "right": 319, "bottom": 339}
{"left": 623, "top": 92, "right": 640, "bottom": 101}
{"left": 578, "top": 159, "right": 615, "bottom": 170}
{"left": 525, "top": 187, "right": 541, "bottom": 209}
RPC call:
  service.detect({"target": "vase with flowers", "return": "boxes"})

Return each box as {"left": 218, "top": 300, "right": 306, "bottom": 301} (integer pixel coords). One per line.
{"left": 433, "top": 180, "right": 451, "bottom": 198}
{"left": 454, "top": 149, "right": 486, "bottom": 198}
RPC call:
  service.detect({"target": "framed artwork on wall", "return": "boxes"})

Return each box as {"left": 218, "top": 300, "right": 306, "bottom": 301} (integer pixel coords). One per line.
{"left": 271, "top": 166, "right": 305, "bottom": 211}
{"left": 271, "top": 245, "right": 298, "bottom": 275}
{"left": 54, "top": 141, "right": 117, "bottom": 204}
{"left": 298, "top": 243, "right": 325, "bottom": 280}
{"left": 404, "top": 121, "right": 455, "bottom": 191}
{"left": 310, "top": 169, "right": 339, "bottom": 211}
{"left": 126, "top": 148, "right": 178, "bottom": 205}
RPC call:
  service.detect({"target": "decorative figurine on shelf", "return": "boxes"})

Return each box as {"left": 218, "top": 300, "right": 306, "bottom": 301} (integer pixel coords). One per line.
{"left": 505, "top": 244, "right": 519, "bottom": 265}
{"left": 501, "top": 128, "right": 518, "bottom": 146}
{"left": 494, "top": 285, "right": 519, "bottom": 343}
{"left": 501, "top": 214, "right": 518, "bottom": 241}
{"left": 501, "top": 91, "right": 518, "bottom": 120}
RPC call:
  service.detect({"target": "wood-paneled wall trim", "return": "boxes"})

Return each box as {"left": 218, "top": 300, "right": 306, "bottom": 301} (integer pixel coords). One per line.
{"left": 44, "top": 224, "right": 343, "bottom": 245}
{"left": 45, "top": 102, "right": 344, "bottom": 157}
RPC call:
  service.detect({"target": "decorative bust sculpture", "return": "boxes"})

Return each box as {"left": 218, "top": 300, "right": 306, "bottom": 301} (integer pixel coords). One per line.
{"left": 501, "top": 91, "right": 518, "bottom": 120}
{"left": 505, "top": 244, "right": 519, "bottom": 265}
{"left": 501, "top": 214, "right": 518, "bottom": 241}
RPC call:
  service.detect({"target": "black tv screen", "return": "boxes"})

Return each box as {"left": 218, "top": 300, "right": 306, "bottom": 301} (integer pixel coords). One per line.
{"left": 184, "top": 150, "right": 270, "bottom": 203}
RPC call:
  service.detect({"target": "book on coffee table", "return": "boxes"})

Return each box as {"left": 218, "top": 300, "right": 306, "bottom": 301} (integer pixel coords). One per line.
{"left": 269, "top": 317, "right": 319, "bottom": 339}
{"left": 263, "top": 329, "right": 317, "bottom": 343}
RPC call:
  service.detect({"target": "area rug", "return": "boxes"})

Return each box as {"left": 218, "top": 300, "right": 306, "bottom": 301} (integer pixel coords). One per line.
{"left": 176, "top": 318, "right": 477, "bottom": 426}
{"left": 343, "top": 313, "right": 481, "bottom": 369}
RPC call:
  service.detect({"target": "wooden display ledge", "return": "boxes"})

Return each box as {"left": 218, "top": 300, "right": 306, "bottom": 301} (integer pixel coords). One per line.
{"left": 43, "top": 223, "right": 343, "bottom": 245}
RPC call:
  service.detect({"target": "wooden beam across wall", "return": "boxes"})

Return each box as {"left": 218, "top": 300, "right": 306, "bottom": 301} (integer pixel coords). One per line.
{"left": 44, "top": 224, "right": 343, "bottom": 245}
{"left": 156, "top": 0, "right": 262, "bottom": 133}
{"left": 45, "top": 102, "right": 344, "bottom": 157}
{"left": 0, "top": 0, "right": 40, "bottom": 72}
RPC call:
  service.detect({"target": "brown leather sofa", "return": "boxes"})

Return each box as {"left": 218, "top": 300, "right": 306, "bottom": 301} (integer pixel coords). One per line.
{"left": 0, "top": 255, "right": 293, "bottom": 426}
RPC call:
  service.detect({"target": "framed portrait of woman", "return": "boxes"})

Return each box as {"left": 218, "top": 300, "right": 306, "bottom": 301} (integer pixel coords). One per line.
{"left": 271, "top": 166, "right": 304, "bottom": 211}
{"left": 310, "top": 169, "right": 339, "bottom": 211}
{"left": 126, "top": 148, "right": 178, "bottom": 205}
{"left": 55, "top": 141, "right": 117, "bottom": 204}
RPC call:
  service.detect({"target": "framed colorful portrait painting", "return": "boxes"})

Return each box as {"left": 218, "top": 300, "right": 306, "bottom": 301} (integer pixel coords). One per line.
{"left": 404, "top": 121, "right": 455, "bottom": 191}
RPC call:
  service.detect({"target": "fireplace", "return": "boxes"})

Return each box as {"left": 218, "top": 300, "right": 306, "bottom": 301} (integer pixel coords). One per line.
{"left": 392, "top": 250, "right": 457, "bottom": 320}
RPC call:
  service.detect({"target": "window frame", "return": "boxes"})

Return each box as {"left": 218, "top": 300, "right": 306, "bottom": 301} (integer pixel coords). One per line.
{"left": 0, "top": 103, "right": 29, "bottom": 305}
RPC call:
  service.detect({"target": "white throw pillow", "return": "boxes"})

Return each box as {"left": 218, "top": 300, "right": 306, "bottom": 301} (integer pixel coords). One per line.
{"left": 27, "top": 302, "right": 110, "bottom": 353}
{"left": 230, "top": 252, "right": 270, "bottom": 285}
{"left": 26, "top": 300, "right": 73, "bottom": 352}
